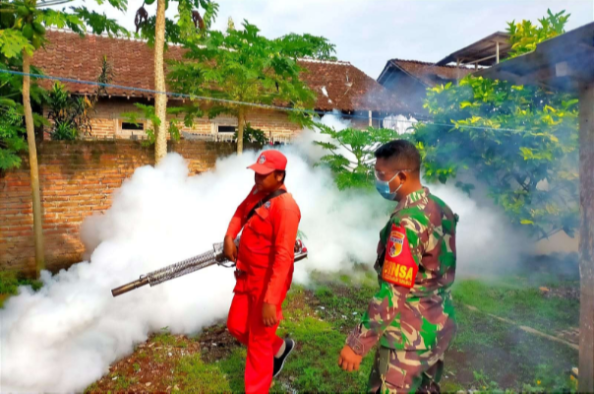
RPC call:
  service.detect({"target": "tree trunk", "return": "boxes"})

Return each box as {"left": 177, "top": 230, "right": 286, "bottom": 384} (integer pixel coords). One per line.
{"left": 578, "top": 82, "right": 594, "bottom": 393}
{"left": 154, "top": 0, "right": 168, "bottom": 163}
{"left": 237, "top": 106, "right": 245, "bottom": 155}
{"left": 22, "top": 49, "right": 45, "bottom": 277}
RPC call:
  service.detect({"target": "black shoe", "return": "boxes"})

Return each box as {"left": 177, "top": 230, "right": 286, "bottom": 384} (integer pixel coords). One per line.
{"left": 273, "top": 338, "right": 295, "bottom": 378}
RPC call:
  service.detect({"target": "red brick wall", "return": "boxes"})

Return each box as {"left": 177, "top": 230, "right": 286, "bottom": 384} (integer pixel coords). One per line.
{"left": 0, "top": 140, "right": 237, "bottom": 276}
{"left": 44, "top": 98, "right": 302, "bottom": 142}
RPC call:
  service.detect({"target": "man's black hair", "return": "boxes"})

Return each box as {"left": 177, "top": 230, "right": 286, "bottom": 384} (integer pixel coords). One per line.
{"left": 375, "top": 140, "right": 421, "bottom": 172}
{"left": 276, "top": 170, "right": 286, "bottom": 183}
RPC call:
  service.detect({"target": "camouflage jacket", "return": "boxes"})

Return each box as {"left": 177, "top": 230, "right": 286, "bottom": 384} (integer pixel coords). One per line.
{"left": 346, "top": 187, "right": 458, "bottom": 355}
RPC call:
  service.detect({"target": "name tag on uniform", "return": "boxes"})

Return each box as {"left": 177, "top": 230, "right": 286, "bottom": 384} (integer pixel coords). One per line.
{"left": 381, "top": 224, "right": 418, "bottom": 288}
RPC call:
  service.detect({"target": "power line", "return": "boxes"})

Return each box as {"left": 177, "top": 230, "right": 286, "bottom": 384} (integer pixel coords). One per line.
{"left": 36, "top": 0, "right": 75, "bottom": 8}
{"left": 0, "top": 68, "right": 531, "bottom": 133}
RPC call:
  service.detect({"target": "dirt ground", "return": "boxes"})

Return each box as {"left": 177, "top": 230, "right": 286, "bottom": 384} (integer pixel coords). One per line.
{"left": 85, "top": 269, "right": 580, "bottom": 393}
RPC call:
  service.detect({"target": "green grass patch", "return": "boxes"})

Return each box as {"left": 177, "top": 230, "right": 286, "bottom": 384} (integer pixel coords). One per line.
{"left": 449, "top": 300, "right": 577, "bottom": 392}
{"left": 215, "top": 347, "right": 247, "bottom": 393}
{"left": 113, "top": 373, "right": 136, "bottom": 391}
{"left": 88, "top": 273, "right": 576, "bottom": 394}
{"left": 212, "top": 286, "right": 373, "bottom": 393}
{"left": 174, "top": 353, "right": 231, "bottom": 392}
{"left": 452, "top": 279, "right": 578, "bottom": 335}
{"left": 0, "top": 271, "right": 20, "bottom": 295}
{"left": 273, "top": 287, "right": 372, "bottom": 393}
{"left": 0, "top": 271, "right": 44, "bottom": 308}
{"left": 153, "top": 327, "right": 178, "bottom": 346}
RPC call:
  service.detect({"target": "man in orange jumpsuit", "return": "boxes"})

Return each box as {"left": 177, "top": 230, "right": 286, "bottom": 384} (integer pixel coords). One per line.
{"left": 224, "top": 150, "right": 301, "bottom": 394}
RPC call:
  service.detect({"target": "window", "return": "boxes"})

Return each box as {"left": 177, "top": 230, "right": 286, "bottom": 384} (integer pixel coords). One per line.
{"left": 122, "top": 122, "right": 144, "bottom": 131}
{"left": 218, "top": 125, "right": 237, "bottom": 133}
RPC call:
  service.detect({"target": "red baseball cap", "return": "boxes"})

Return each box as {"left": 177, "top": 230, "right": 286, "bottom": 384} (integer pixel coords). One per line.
{"left": 247, "top": 150, "right": 287, "bottom": 175}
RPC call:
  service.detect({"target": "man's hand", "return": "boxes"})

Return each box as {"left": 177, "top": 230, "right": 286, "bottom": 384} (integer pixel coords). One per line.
{"left": 224, "top": 235, "right": 237, "bottom": 263}
{"left": 338, "top": 345, "right": 363, "bottom": 372}
{"left": 262, "top": 302, "right": 278, "bottom": 327}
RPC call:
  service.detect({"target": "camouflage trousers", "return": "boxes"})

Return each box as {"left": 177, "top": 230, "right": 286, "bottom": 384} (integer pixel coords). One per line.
{"left": 368, "top": 346, "right": 445, "bottom": 394}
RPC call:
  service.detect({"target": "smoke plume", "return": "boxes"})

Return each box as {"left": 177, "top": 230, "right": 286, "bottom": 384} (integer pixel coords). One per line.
{"left": 0, "top": 115, "right": 530, "bottom": 392}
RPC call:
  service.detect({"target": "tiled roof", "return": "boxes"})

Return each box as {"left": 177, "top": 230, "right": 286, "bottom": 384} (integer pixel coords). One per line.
{"left": 33, "top": 30, "right": 408, "bottom": 113}
{"left": 381, "top": 59, "right": 473, "bottom": 87}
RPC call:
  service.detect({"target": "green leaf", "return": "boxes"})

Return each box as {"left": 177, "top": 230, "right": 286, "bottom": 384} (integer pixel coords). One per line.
{"left": 313, "top": 141, "right": 339, "bottom": 150}
{"left": 0, "top": 30, "right": 34, "bottom": 57}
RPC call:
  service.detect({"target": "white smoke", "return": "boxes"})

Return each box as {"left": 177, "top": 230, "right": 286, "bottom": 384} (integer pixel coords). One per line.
{"left": 382, "top": 114, "right": 417, "bottom": 135}
{"left": 0, "top": 114, "right": 530, "bottom": 392}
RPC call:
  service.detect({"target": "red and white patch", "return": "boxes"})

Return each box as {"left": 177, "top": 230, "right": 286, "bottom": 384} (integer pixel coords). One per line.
{"left": 381, "top": 224, "right": 418, "bottom": 288}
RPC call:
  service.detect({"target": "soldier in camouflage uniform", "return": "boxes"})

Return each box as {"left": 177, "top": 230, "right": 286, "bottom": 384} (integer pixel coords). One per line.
{"left": 338, "top": 140, "right": 458, "bottom": 394}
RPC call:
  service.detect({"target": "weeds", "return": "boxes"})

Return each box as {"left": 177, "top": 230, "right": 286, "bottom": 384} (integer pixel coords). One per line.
{"left": 83, "top": 276, "right": 579, "bottom": 393}
{"left": 0, "top": 271, "right": 43, "bottom": 308}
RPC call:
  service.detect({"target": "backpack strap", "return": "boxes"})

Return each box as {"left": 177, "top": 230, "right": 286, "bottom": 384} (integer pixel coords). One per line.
{"left": 246, "top": 189, "right": 287, "bottom": 222}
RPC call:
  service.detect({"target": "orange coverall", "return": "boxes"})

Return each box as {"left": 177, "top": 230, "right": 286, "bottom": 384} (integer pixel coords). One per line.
{"left": 225, "top": 185, "right": 301, "bottom": 394}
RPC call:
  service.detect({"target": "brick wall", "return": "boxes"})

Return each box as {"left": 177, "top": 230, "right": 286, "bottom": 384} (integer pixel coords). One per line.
{"left": 0, "top": 140, "right": 238, "bottom": 276}
{"left": 44, "top": 98, "right": 302, "bottom": 142}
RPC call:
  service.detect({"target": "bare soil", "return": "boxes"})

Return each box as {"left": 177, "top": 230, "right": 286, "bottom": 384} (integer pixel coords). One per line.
{"left": 86, "top": 334, "right": 199, "bottom": 393}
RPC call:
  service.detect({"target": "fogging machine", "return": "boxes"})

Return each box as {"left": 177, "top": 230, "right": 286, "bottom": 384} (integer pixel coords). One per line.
{"left": 111, "top": 237, "right": 308, "bottom": 297}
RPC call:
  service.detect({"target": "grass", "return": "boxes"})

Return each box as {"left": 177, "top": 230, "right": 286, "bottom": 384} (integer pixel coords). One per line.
{"left": 201, "top": 276, "right": 578, "bottom": 393}
{"left": 214, "top": 287, "right": 373, "bottom": 393}
{"left": 447, "top": 299, "right": 577, "bottom": 392}
{"left": 173, "top": 353, "right": 231, "bottom": 392}
{"left": 452, "top": 278, "right": 579, "bottom": 336}
{"left": 272, "top": 287, "right": 372, "bottom": 393}
{"left": 0, "top": 270, "right": 43, "bottom": 308}
{"left": 83, "top": 272, "right": 579, "bottom": 393}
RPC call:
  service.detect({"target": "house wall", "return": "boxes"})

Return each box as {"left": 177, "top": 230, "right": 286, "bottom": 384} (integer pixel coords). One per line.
{"left": 44, "top": 98, "right": 302, "bottom": 142}
{"left": 0, "top": 140, "right": 243, "bottom": 276}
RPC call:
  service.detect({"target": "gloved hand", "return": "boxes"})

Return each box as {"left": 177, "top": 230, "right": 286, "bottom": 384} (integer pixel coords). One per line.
{"left": 338, "top": 345, "right": 363, "bottom": 372}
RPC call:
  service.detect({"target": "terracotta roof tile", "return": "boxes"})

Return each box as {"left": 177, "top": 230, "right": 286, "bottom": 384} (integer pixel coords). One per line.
{"left": 33, "top": 30, "right": 408, "bottom": 113}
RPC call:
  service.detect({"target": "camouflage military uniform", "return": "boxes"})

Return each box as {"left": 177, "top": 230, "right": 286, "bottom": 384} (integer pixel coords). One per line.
{"left": 346, "top": 187, "right": 458, "bottom": 394}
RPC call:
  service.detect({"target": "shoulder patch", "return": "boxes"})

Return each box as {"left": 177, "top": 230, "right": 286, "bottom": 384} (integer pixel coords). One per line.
{"left": 381, "top": 224, "right": 418, "bottom": 288}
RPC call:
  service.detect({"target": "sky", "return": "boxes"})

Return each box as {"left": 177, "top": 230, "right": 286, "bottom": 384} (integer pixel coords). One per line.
{"left": 69, "top": 0, "right": 593, "bottom": 79}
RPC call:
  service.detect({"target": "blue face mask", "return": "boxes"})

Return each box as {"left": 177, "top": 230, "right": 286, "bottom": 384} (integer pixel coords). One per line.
{"left": 375, "top": 172, "right": 403, "bottom": 201}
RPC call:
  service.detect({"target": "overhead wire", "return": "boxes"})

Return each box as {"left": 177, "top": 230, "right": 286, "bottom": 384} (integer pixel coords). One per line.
{"left": 0, "top": 68, "right": 529, "bottom": 134}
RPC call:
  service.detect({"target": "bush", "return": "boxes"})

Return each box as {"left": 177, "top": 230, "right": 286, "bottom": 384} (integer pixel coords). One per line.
{"left": 234, "top": 122, "right": 268, "bottom": 145}
{"left": 46, "top": 82, "right": 92, "bottom": 140}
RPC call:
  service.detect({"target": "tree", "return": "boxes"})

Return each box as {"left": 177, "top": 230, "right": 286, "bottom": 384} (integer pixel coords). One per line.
{"left": 413, "top": 76, "right": 579, "bottom": 240}
{"left": 0, "top": 52, "right": 46, "bottom": 174}
{"left": 134, "top": 0, "right": 218, "bottom": 163}
{"left": 168, "top": 19, "right": 336, "bottom": 155}
{"left": 409, "top": 10, "right": 578, "bottom": 241}
{"left": 506, "top": 9, "right": 569, "bottom": 59}
{"left": 313, "top": 124, "right": 398, "bottom": 190}
{"left": 0, "top": 0, "right": 128, "bottom": 276}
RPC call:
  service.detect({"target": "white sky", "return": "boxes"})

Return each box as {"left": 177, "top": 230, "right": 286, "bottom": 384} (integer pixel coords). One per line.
{"left": 69, "top": 0, "right": 593, "bottom": 78}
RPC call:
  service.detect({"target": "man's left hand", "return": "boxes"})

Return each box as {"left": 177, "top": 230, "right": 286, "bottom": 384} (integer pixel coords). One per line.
{"left": 338, "top": 345, "right": 363, "bottom": 372}
{"left": 262, "top": 303, "right": 278, "bottom": 327}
